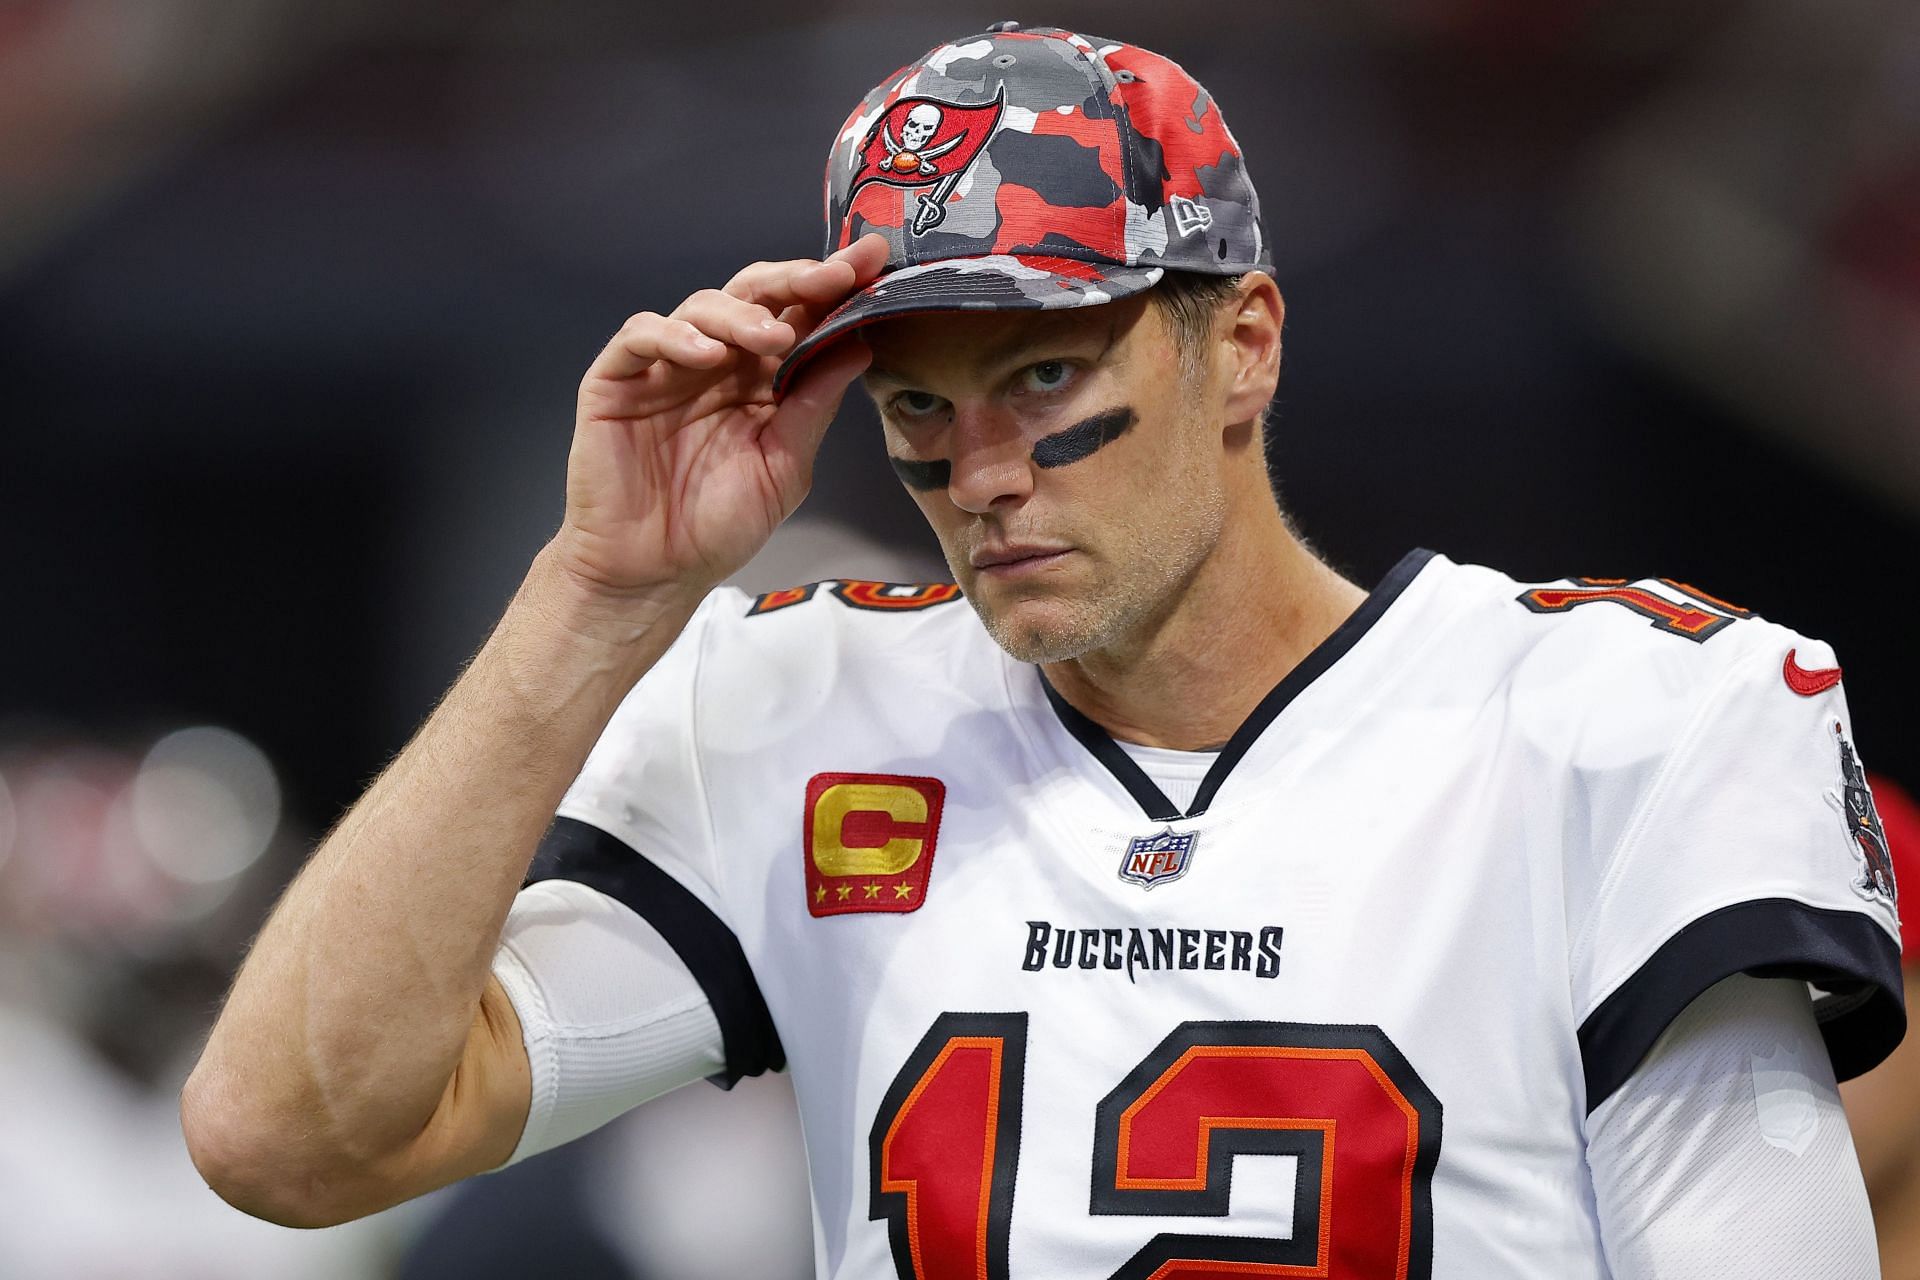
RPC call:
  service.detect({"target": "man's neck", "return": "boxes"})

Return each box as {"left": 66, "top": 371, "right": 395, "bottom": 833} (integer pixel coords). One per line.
{"left": 1040, "top": 508, "right": 1367, "bottom": 752}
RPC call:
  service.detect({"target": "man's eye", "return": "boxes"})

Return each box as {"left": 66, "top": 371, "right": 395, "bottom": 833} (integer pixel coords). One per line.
{"left": 893, "top": 390, "right": 947, "bottom": 418}
{"left": 1018, "top": 360, "right": 1075, "bottom": 394}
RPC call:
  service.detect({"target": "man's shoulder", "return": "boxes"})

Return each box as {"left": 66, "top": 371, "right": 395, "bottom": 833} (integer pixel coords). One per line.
{"left": 1421, "top": 555, "right": 1836, "bottom": 766}
{"left": 1420, "top": 556, "right": 1850, "bottom": 802}
{"left": 705, "top": 576, "right": 979, "bottom": 641}
{"left": 573, "top": 577, "right": 1000, "bottom": 841}
{"left": 691, "top": 576, "right": 996, "bottom": 691}
{"left": 1436, "top": 556, "right": 1812, "bottom": 695}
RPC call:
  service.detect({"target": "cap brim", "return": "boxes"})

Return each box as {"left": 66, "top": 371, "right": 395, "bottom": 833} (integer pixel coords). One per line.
{"left": 773, "top": 254, "right": 1165, "bottom": 395}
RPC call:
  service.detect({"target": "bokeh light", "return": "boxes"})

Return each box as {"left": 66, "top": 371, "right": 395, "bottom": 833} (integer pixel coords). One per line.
{"left": 0, "top": 768, "right": 15, "bottom": 876}
{"left": 130, "top": 727, "right": 280, "bottom": 887}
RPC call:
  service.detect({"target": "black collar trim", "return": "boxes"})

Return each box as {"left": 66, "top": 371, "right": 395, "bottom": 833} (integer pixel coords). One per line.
{"left": 1040, "top": 548, "right": 1438, "bottom": 823}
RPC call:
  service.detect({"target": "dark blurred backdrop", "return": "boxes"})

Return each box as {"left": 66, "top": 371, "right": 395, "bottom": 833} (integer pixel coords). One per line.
{"left": 6, "top": 0, "right": 1917, "bottom": 821}
{"left": 2, "top": 1, "right": 1916, "bottom": 1275}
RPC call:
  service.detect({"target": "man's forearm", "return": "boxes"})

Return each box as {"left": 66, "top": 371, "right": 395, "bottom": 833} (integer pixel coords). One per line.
{"left": 183, "top": 547, "right": 696, "bottom": 1176}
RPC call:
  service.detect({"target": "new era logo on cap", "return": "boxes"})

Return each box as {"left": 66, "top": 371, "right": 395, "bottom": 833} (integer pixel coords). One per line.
{"left": 1169, "top": 195, "right": 1213, "bottom": 238}
{"left": 775, "top": 24, "right": 1271, "bottom": 392}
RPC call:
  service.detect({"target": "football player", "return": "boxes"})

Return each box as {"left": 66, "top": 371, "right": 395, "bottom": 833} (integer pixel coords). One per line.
{"left": 183, "top": 25, "right": 1902, "bottom": 1277}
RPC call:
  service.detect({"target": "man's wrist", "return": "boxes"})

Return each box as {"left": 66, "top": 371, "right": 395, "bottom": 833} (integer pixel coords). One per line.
{"left": 503, "top": 546, "right": 705, "bottom": 704}
{"left": 530, "top": 545, "right": 703, "bottom": 640}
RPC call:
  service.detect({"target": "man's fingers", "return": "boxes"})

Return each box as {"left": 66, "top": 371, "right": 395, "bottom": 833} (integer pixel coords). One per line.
{"left": 591, "top": 312, "right": 731, "bottom": 382}
{"left": 832, "top": 232, "right": 892, "bottom": 287}
{"left": 671, "top": 289, "right": 796, "bottom": 357}
{"left": 724, "top": 234, "right": 893, "bottom": 312}
{"left": 726, "top": 258, "right": 837, "bottom": 303}
{"left": 792, "top": 233, "right": 890, "bottom": 337}
{"left": 724, "top": 259, "right": 855, "bottom": 313}
{"left": 777, "top": 235, "right": 895, "bottom": 337}
{"left": 592, "top": 235, "right": 892, "bottom": 388}
{"left": 792, "top": 233, "right": 890, "bottom": 314}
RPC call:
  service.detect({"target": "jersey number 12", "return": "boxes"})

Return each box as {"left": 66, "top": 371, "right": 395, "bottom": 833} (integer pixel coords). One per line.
{"left": 870, "top": 1012, "right": 1442, "bottom": 1280}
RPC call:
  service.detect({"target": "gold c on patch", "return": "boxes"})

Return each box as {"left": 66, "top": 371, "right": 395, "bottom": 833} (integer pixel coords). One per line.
{"left": 804, "top": 773, "right": 945, "bottom": 917}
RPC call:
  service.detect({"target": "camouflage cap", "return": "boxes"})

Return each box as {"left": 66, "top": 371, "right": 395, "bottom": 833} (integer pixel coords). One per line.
{"left": 773, "top": 22, "right": 1270, "bottom": 392}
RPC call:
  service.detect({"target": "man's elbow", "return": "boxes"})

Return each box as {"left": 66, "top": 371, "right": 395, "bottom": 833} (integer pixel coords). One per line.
{"left": 179, "top": 1067, "right": 387, "bottom": 1230}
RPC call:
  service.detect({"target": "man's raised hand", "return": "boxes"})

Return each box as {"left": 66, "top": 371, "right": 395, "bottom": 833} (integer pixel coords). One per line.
{"left": 553, "top": 233, "right": 889, "bottom": 611}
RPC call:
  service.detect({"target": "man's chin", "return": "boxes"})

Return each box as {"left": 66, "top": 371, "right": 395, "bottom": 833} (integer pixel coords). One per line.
{"left": 968, "top": 591, "right": 1106, "bottom": 665}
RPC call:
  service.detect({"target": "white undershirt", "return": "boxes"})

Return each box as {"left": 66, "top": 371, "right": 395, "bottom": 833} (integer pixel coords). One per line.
{"left": 1586, "top": 972, "right": 1879, "bottom": 1276}
{"left": 1113, "top": 739, "right": 1219, "bottom": 815}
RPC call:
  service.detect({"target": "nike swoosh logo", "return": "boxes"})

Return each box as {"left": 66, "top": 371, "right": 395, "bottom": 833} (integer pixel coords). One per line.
{"left": 1783, "top": 648, "right": 1843, "bottom": 696}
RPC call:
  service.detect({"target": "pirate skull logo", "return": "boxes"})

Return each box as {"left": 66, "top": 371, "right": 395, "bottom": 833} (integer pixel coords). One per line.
{"left": 845, "top": 88, "right": 1006, "bottom": 238}
{"left": 901, "top": 103, "right": 940, "bottom": 150}
{"left": 883, "top": 102, "right": 964, "bottom": 176}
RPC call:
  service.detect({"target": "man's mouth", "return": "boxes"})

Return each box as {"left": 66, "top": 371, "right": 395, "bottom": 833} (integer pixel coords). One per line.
{"left": 970, "top": 543, "right": 1074, "bottom": 577}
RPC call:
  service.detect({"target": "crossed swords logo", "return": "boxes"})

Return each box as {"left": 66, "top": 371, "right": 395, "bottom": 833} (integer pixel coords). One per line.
{"left": 855, "top": 91, "right": 1004, "bottom": 236}
{"left": 880, "top": 104, "right": 968, "bottom": 235}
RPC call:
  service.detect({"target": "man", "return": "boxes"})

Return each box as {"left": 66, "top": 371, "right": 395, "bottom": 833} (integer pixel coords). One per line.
{"left": 182, "top": 24, "right": 1903, "bottom": 1277}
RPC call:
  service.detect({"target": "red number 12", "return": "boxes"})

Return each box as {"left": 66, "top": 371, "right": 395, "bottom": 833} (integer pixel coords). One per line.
{"left": 871, "top": 1015, "right": 1442, "bottom": 1280}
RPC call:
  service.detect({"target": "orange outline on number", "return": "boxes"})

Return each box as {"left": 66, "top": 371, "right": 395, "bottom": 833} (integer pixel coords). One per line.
{"left": 1114, "top": 1045, "right": 1421, "bottom": 1280}
{"left": 879, "top": 1036, "right": 1005, "bottom": 1280}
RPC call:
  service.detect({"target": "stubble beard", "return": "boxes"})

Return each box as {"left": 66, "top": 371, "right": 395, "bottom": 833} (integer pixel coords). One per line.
{"left": 975, "top": 582, "right": 1127, "bottom": 665}
{"left": 957, "top": 481, "right": 1228, "bottom": 667}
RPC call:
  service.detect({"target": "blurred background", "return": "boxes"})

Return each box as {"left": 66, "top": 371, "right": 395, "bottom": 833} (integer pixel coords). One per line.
{"left": 2, "top": 0, "right": 1917, "bottom": 1276}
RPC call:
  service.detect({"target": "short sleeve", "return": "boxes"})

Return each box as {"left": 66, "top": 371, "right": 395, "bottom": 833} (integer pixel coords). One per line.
{"left": 1571, "top": 630, "right": 1905, "bottom": 1112}
{"left": 523, "top": 588, "right": 783, "bottom": 1086}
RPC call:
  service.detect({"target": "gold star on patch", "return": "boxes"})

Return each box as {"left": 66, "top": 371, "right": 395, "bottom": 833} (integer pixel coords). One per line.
{"left": 814, "top": 885, "right": 826, "bottom": 903}
{"left": 893, "top": 883, "right": 913, "bottom": 900}
{"left": 836, "top": 884, "right": 853, "bottom": 901}
{"left": 863, "top": 883, "right": 882, "bottom": 899}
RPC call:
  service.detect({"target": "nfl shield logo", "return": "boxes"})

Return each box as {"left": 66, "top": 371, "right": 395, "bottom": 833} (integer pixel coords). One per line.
{"left": 1119, "top": 829, "right": 1199, "bottom": 890}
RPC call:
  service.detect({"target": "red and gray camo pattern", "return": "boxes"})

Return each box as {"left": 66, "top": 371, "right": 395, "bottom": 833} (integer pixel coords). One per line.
{"left": 774, "top": 24, "right": 1272, "bottom": 391}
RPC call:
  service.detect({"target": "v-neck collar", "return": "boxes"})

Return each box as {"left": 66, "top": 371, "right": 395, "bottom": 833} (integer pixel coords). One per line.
{"left": 1038, "top": 548, "right": 1438, "bottom": 823}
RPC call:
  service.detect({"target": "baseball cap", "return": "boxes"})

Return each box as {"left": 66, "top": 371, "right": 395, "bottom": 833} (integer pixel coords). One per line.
{"left": 773, "top": 22, "right": 1271, "bottom": 393}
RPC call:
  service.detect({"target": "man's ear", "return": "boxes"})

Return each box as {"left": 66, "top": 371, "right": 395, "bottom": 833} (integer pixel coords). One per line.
{"left": 1220, "top": 273, "right": 1284, "bottom": 424}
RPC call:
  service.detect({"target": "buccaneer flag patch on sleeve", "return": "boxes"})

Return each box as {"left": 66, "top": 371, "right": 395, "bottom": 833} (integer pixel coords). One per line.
{"left": 804, "top": 773, "right": 946, "bottom": 917}
{"left": 1829, "top": 722, "right": 1897, "bottom": 906}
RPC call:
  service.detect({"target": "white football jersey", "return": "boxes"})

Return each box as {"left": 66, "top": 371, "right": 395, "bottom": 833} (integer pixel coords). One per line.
{"left": 528, "top": 549, "right": 1903, "bottom": 1280}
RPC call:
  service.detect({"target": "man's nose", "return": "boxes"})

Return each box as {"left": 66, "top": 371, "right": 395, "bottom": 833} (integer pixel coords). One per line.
{"left": 944, "top": 408, "right": 1033, "bottom": 515}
